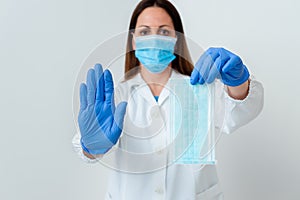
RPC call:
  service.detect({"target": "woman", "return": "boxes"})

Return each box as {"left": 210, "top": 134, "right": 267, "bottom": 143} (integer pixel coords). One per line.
{"left": 73, "top": 0, "right": 264, "bottom": 199}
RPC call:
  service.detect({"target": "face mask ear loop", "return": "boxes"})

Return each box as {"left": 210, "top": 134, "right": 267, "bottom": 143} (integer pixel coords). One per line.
{"left": 131, "top": 32, "right": 137, "bottom": 51}
{"left": 174, "top": 33, "right": 179, "bottom": 54}
{"left": 131, "top": 32, "right": 137, "bottom": 42}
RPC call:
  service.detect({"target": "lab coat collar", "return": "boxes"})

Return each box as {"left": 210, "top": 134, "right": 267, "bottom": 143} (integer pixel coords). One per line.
{"left": 129, "top": 70, "right": 187, "bottom": 106}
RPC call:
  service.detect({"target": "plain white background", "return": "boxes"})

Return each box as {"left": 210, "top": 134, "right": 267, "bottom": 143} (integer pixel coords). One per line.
{"left": 0, "top": 0, "right": 299, "bottom": 199}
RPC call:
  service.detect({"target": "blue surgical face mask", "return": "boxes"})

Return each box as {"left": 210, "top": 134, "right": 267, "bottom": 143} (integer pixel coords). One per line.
{"left": 134, "top": 35, "right": 177, "bottom": 74}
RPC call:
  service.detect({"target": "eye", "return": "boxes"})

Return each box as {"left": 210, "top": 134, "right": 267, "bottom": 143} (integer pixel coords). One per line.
{"left": 140, "top": 30, "right": 150, "bottom": 36}
{"left": 136, "top": 28, "right": 151, "bottom": 36}
{"left": 158, "top": 28, "right": 170, "bottom": 36}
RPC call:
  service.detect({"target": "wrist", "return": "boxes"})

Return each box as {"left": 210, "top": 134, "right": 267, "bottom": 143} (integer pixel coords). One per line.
{"left": 227, "top": 79, "right": 250, "bottom": 100}
{"left": 83, "top": 149, "right": 97, "bottom": 159}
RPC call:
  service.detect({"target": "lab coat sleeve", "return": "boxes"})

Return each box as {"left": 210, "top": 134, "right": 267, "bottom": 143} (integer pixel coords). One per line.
{"left": 72, "top": 132, "right": 99, "bottom": 164}
{"left": 215, "top": 76, "right": 264, "bottom": 134}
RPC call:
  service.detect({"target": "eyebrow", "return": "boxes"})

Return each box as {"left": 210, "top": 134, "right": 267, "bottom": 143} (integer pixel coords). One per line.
{"left": 137, "top": 25, "right": 172, "bottom": 28}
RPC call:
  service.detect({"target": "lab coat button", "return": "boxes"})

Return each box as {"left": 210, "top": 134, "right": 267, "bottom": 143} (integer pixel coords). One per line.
{"left": 157, "top": 149, "right": 163, "bottom": 155}
{"left": 155, "top": 187, "right": 164, "bottom": 194}
{"left": 154, "top": 146, "right": 164, "bottom": 155}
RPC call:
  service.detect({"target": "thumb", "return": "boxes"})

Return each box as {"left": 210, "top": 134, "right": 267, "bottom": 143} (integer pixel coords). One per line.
{"left": 110, "top": 101, "right": 128, "bottom": 142}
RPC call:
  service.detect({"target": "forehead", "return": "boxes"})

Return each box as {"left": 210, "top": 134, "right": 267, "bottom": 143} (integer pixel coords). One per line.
{"left": 136, "top": 7, "right": 174, "bottom": 28}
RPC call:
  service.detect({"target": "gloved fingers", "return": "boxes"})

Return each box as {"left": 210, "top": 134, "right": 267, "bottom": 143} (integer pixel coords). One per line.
{"left": 206, "top": 56, "right": 221, "bottom": 84}
{"left": 94, "top": 63, "right": 103, "bottom": 84}
{"left": 217, "top": 48, "right": 242, "bottom": 73}
{"left": 198, "top": 74, "right": 205, "bottom": 85}
{"left": 198, "top": 49, "right": 220, "bottom": 84}
{"left": 86, "top": 69, "right": 96, "bottom": 105}
{"left": 190, "top": 52, "right": 210, "bottom": 84}
{"left": 191, "top": 48, "right": 234, "bottom": 85}
{"left": 199, "top": 53, "right": 214, "bottom": 83}
{"left": 96, "top": 68, "right": 105, "bottom": 102}
{"left": 222, "top": 53, "right": 242, "bottom": 73}
{"left": 103, "top": 70, "right": 114, "bottom": 105}
{"left": 218, "top": 48, "right": 231, "bottom": 68}
{"left": 206, "top": 47, "right": 222, "bottom": 61}
{"left": 196, "top": 57, "right": 210, "bottom": 85}
{"left": 190, "top": 68, "right": 200, "bottom": 85}
{"left": 111, "top": 101, "right": 128, "bottom": 143}
{"left": 207, "top": 49, "right": 231, "bottom": 83}
{"left": 79, "top": 83, "right": 87, "bottom": 110}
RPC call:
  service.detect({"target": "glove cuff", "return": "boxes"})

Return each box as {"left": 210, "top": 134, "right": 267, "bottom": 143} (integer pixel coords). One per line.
{"left": 80, "top": 138, "right": 111, "bottom": 155}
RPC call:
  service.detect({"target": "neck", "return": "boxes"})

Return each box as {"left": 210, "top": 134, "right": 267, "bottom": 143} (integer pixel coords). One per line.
{"left": 140, "top": 66, "right": 172, "bottom": 96}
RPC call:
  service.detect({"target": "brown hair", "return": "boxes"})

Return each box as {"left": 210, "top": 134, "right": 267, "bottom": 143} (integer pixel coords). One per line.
{"left": 124, "top": 0, "right": 193, "bottom": 80}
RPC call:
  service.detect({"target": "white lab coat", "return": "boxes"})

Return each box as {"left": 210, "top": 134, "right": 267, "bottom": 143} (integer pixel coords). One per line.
{"left": 72, "top": 70, "right": 264, "bottom": 200}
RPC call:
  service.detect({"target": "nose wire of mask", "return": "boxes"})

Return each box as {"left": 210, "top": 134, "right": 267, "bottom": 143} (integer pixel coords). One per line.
{"left": 134, "top": 35, "right": 177, "bottom": 74}
{"left": 169, "top": 78, "right": 216, "bottom": 165}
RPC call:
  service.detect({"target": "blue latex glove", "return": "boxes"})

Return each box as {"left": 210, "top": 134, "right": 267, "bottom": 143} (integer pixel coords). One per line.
{"left": 190, "top": 47, "right": 250, "bottom": 86}
{"left": 78, "top": 64, "right": 127, "bottom": 155}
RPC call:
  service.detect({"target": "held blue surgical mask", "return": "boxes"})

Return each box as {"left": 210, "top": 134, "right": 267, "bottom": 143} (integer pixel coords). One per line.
{"left": 134, "top": 35, "right": 177, "bottom": 74}
{"left": 169, "top": 78, "right": 216, "bottom": 165}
